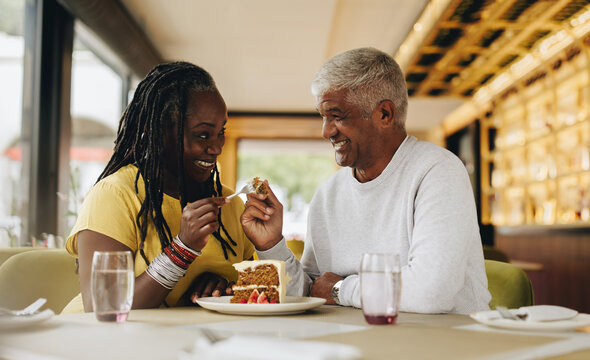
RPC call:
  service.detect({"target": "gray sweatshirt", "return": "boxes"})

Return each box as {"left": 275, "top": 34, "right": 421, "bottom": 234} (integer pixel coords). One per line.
{"left": 258, "top": 136, "right": 491, "bottom": 314}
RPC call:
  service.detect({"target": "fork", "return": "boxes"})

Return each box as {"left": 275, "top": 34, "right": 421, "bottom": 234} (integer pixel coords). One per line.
{"left": 496, "top": 306, "right": 528, "bottom": 321}
{"left": 0, "top": 298, "right": 47, "bottom": 316}
{"left": 200, "top": 327, "right": 227, "bottom": 344}
{"left": 226, "top": 182, "right": 255, "bottom": 199}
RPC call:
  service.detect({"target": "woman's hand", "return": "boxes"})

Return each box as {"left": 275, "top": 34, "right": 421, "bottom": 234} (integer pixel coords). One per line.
{"left": 178, "top": 197, "right": 228, "bottom": 251}
{"left": 240, "top": 180, "right": 283, "bottom": 251}
{"left": 185, "top": 272, "right": 233, "bottom": 304}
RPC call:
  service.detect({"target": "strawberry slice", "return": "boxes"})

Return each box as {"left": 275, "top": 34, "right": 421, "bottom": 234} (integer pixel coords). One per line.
{"left": 247, "top": 289, "right": 260, "bottom": 304}
{"left": 257, "top": 291, "right": 269, "bottom": 304}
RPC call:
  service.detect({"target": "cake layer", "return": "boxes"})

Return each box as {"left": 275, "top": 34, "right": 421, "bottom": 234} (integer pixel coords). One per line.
{"left": 235, "top": 264, "right": 279, "bottom": 286}
{"left": 231, "top": 260, "right": 290, "bottom": 304}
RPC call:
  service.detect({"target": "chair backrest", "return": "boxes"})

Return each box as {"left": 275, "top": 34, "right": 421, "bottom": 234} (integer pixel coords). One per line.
{"left": 0, "top": 247, "right": 43, "bottom": 267}
{"left": 286, "top": 240, "right": 304, "bottom": 260}
{"left": 253, "top": 240, "right": 304, "bottom": 261}
{"left": 482, "top": 245, "right": 509, "bottom": 263}
{"left": 485, "top": 259, "right": 534, "bottom": 309}
{"left": 0, "top": 248, "right": 80, "bottom": 314}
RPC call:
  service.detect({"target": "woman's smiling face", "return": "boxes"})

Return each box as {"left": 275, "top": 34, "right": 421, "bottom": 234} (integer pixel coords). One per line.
{"left": 183, "top": 90, "right": 227, "bottom": 183}
{"left": 164, "top": 90, "right": 228, "bottom": 184}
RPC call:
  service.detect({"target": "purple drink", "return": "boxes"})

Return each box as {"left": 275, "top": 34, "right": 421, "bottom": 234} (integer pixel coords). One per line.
{"left": 360, "top": 253, "right": 401, "bottom": 325}
{"left": 364, "top": 314, "right": 398, "bottom": 325}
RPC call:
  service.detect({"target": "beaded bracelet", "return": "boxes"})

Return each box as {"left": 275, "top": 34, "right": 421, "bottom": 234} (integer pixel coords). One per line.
{"left": 163, "top": 246, "right": 190, "bottom": 270}
{"left": 173, "top": 235, "right": 202, "bottom": 257}
{"left": 146, "top": 235, "right": 203, "bottom": 289}
{"left": 170, "top": 241, "right": 196, "bottom": 265}
{"left": 145, "top": 252, "right": 186, "bottom": 289}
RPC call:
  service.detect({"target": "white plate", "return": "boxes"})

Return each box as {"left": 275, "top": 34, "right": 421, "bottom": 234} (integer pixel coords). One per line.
{"left": 470, "top": 312, "right": 590, "bottom": 332}
{"left": 0, "top": 309, "right": 55, "bottom": 331}
{"left": 196, "top": 296, "right": 326, "bottom": 316}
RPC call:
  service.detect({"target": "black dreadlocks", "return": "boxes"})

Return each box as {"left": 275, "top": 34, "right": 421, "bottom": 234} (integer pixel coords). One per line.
{"left": 97, "top": 61, "right": 237, "bottom": 265}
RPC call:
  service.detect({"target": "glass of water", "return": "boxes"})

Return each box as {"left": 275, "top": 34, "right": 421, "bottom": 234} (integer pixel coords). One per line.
{"left": 91, "top": 251, "right": 134, "bottom": 322}
{"left": 360, "top": 253, "right": 401, "bottom": 325}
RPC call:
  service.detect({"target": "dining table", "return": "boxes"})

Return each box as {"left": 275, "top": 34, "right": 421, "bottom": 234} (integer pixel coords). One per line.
{"left": 1, "top": 301, "right": 589, "bottom": 360}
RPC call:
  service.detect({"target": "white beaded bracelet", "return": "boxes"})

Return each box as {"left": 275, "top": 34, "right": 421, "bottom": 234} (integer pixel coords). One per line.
{"left": 145, "top": 252, "right": 187, "bottom": 290}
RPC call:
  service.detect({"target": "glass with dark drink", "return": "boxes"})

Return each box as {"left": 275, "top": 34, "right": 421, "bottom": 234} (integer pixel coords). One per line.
{"left": 360, "top": 253, "right": 401, "bottom": 325}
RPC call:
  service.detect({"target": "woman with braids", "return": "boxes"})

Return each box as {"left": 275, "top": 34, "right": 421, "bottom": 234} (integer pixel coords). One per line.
{"left": 63, "top": 61, "right": 264, "bottom": 312}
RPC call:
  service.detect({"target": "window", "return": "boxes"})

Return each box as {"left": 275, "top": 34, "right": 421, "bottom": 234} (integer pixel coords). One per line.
{"left": 65, "top": 23, "right": 132, "bottom": 235}
{"left": 0, "top": 0, "right": 25, "bottom": 246}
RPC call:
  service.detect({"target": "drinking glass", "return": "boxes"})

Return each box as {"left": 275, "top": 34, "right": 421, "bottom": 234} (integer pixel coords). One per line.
{"left": 360, "top": 253, "right": 401, "bottom": 325}
{"left": 91, "top": 251, "right": 134, "bottom": 322}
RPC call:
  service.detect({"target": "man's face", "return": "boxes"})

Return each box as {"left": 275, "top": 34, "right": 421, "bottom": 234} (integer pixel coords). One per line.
{"left": 315, "top": 88, "right": 381, "bottom": 171}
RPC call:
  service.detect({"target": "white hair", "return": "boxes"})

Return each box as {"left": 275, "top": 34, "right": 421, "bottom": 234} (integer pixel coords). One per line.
{"left": 311, "top": 47, "right": 408, "bottom": 129}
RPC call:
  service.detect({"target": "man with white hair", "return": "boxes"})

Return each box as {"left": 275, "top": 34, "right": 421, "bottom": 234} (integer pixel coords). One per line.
{"left": 240, "top": 47, "right": 491, "bottom": 314}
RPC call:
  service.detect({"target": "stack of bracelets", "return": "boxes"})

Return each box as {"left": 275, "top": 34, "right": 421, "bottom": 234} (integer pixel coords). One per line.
{"left": 145, "top": 235, "right": 202, "bottom": 289}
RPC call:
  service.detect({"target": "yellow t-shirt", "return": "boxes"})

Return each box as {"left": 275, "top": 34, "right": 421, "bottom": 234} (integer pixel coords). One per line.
{"left": 64, "top": 164, "right": 254, "bottom": 313}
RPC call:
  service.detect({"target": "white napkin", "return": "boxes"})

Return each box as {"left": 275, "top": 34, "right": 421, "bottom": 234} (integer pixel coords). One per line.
{"left": 0, "top": 309, "right": 55, "bottom": 330}
{"left": 179, "top": 335, "right": 362, "bottom": 360}
{"left": 473, "top": 305, "right": 578, "bottom": 322}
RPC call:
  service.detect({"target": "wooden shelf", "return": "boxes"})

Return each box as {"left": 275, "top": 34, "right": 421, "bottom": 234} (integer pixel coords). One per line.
{"left": 479, "top": 41, "right": 590, "bottom": 228}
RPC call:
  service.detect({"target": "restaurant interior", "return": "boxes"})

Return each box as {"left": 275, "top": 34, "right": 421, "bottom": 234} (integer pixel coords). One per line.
{"left": 0, "top": 0, "right": 589, "bottom": 353}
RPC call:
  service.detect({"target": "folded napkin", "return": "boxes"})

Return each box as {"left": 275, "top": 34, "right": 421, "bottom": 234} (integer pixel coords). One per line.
{"left": 0, "top": 309, "right": 54, "bottom": 330}
{"left": 179, "top": 335, "right": 362, "bottom": 360}
{"left": 473, "top": 305, "right": 578, "bottom": 322}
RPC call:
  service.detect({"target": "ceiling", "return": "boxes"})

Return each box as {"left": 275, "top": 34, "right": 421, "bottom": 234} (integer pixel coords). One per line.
{"left": 116, "top": 0, "right": 590, "bottom": 132}
{"left": 404, "top": 0, "right": 590, "bottom": 98}
{"left": 119, "top": 0, "right": 455, "bottom": 131}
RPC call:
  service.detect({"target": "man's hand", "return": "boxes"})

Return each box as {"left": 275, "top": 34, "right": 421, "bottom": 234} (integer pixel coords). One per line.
{"left": 310, "top": 272, "right": 344, "bottom": 305}
{"left": 185, "top": 272, "right": 233, "bottom": 304}
{"left": 240, "top": 180, "right": 283, "bottom": 251}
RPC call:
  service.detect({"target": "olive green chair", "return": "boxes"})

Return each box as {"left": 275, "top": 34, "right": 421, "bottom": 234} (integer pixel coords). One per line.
{"left": 485, "top": 259, "right": 534, "bottom": 310}
{"left": 0, "top": 246, "right": 43, "bottom": 267}
{"left": 254, "top": 240, "right": 305, "bottom": 261}
{"left": 0, "top": 248, "right": 79, "bottom": 314}
{"left": 286, "top": 239, "right": 305, "bottom": 260}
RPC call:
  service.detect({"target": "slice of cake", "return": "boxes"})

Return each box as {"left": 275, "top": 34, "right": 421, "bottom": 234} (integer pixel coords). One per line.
{"left": 230, "top": 260, "right": 290, "bottom": 304}
{"left": 249, "top": 177, "right": 269, "bottom": 195}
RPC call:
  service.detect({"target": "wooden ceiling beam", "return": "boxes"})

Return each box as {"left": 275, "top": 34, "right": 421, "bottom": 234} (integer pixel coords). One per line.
{"left": 452, "top": 0, "right": 573, "bottom": 95}
{"left": 406, "top": 0, "right": 582, "bottom": 98}
{"left": 414, "top": 0, "right": 520, "bottom": 95}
